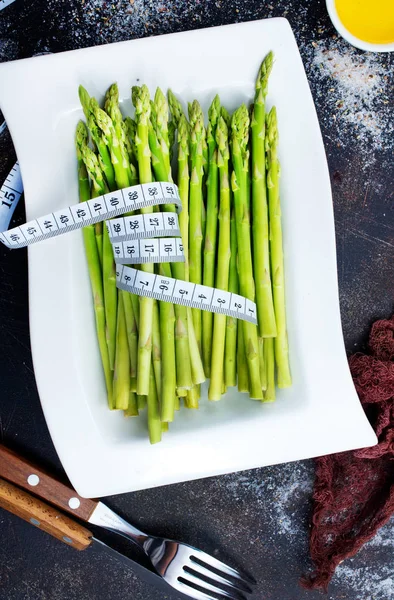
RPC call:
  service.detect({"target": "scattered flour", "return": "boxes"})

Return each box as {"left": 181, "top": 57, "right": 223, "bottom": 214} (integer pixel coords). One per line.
{"left": 222, "top": 461, "right": 314, "bottom": 539}
{"left": 366, "top": 517, "right": 394, "bottom": 549}
{"left": 301, "top": 37, "right": 393, "bottom": 166}
{"left": 334, "top": 563, "right": 394, "bottom": 600}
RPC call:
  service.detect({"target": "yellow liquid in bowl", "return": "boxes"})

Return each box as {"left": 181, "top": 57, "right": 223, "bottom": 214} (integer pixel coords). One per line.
{"left": 335, "top": 0, "right": 394, "bottom": 44}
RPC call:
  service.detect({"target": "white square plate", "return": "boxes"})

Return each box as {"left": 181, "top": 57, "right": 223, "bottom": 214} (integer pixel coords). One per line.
{"left": 0, "top": 17, "right": 376, "bottom": 498}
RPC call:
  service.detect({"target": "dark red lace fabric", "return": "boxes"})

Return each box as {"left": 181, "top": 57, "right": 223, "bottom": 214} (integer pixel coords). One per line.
{"left": 302, "top": 315, "right": 394, "bottom": 591}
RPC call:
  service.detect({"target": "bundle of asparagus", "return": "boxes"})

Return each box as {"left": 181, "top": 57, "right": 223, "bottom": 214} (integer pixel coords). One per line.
{"left": 76, "top": 51, "right": 291, "bottom": 444}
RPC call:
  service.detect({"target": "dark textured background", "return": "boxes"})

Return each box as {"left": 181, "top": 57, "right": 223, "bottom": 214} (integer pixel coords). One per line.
{"left": 0, "top": 0, "right": 393, "bottom": 599}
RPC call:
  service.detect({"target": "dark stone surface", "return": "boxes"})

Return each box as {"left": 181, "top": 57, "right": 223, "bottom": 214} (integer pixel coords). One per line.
{"left": 0, "top": 1, "right": 393, "bottom": 599}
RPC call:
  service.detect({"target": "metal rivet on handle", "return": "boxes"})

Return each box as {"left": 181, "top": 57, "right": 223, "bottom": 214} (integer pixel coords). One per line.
{"left": 63, "top": 536, "right": 73, "bottom": 545}
{"left": 30, "top": 518, "right": 40, "bottom": 526}
{"left": 27, "top": 474, "right": 40, "bottom": 486}
{"left": 68, "top": 497, "right": 81, "bottom": 510}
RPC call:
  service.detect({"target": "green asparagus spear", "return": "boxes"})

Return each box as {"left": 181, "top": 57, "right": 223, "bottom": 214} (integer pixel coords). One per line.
{"left": 177, "top": 115, "right": 190, "bottom": 277}
{"left": 147, "top": 365, "right": 162, "bottom": 444}
{"left": 154, "top": 88, "right": 172, "bottom": 180}
{"left": 224, "top": 211, "right": 238, "bottom": 388}
{"left": 220, "top": 106, "right": 231, "bottom": 129}
{"left": 258, "top": 337, "right": 267, "bottom": 392}
{"left": 122, "top": 290, "right": 138, "bottom": 396}
{"left": 113, "top": 292, "right": 130, "bottom": 410}
{"left": 152, "top": 300, "right": 162, "bottom": 402}
{"left": 124, "top": 116, "right": 138, "bottom": 169}
{"left": 78, "top": 128, "right": 118, "bottom": 373}
{"left": 132, "top": 85, "right": 155, "bottom": 397}
{"left": 104, "top": 83, "right": 138, "bottom": 186}
{"left": 237, "top": 320, "right": 250, "bottom": 393}
{"left": 168, "top": 89, "right": 184, "bottom": 128}
{"left": 158, "top": 266, "right": 177, "bottom": 422}
{"left": 78, "top": 85, "right": 91, "bottom": 121}
{"left": 168, "top": 119, "right": 176, "bottom": 163}
{"left": 188, "top": 100, "right": 205, "bottom": 353}
{"left": 252, "top": 52, "right": 277, "bottom": 338}
{"left": 176, "top": 116, "right": 205, "bottom": 389}
{"left": 76, "top": 122, "right": 113, "bottom": 409}
{"left": 266, "top": 106, "right": 291, "bottom": 388}
{"left": 209, "top": 115, "right": 231, "bottom": 400}
{"left": 263, "top": 337, "right": 275, "bottom": 401}
{"left": 231, "top": 105, "right": 263, "bottom": 399}
{"left": 78, "top": 140, "right": 118, "bottom": 374}
{"left": 202, "top": 95, "right": 220, "bottom": 377}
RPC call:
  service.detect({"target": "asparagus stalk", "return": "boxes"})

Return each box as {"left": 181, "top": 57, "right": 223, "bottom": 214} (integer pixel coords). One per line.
{"left": 263, "top": 337, "right": 276, "bottom": 401}
{"left": 209, "top": 115, "right": 231, "bottom": 400}
{"left": 147, "top": 365, "right": 162, "bottom": 444}
{"left": 188, "top": 100, "right": 205, "bottom": 353}
{"left": 78, "top": 85, "right": 91, "bottom": 121}
{"left": 124, "top": 117, "right": 138, "bottom": 169}
{"left": 237, "top": 320, "right": 250, "bottom": 393}
{"left": 113, "top": 292, "right": 130, "bottom": 410}
{"left": 138, "top": 394, "right": 147, "bottom": 411}
{"left": 186, "top": 384, "right": 199, "bottom": 409}
{"left": 168, "top": 89, "right": 184, "bottom": 128}
{"left": 132, "top": 85, "right": 155, "bottom": 397}
{"left": 177, "top": 115, "right": 190, "bottom": 277}
{"left": 202, "top": 95, "right": 220, "bottom": 377}
{"left": 224, "top": 211, "right": 238, "bottom": 387}
{"left": 231, "top": 105, "right": 263, "bottom": 399}
{"left": 266, "top": 107, "right": 291, "bottom": 388}
{"left": 149, "top": 100, "right": 167, "bottom": 179}
{"left": 76, "top": 122, "right": 113, "bottom": 408}
{"left": 252, "top": 52, "right": 277, "bottom": 338}
{"left": 168, "top": 119, "right": 176, "bottom": 163}
{"left": 77, "top": 139, "right": 118, "bottom": 374}
{"left": 152, "top": 300, "right": 162, "bottom": 402}
{"left": 125, "top": 393, "right": 138, "bottom": 417}
{"left": 102, "top": 223, "right": 118, "bottom": 371}
{"left": 221, "top": 106, "right": 231, "bottom": 128}
{"left": 158, "top": 266, "right": 177, "bottom": 422}
{"left": 258, "top": 337, "right": 267, "bottom": 392}
{"left": 154, "top": 88, "right": 172, "bottom": 180}
{"left": 176, "top": 115, "right": 206, "bottom": 388}
{"left": 122, "top": 290, "right": 138, "bottom": 397}
{"left": 79, "top": 128, "right": 118, "bottom": 374}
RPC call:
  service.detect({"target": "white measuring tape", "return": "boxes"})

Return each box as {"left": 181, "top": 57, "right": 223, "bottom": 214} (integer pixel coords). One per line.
{"left": 0, "top": 181, "right": 181, "bottom": 249}
{"left": 117, "top": 265, "right": 258, "bottom": 324}
{"left": 0, "top": 159, "right": 258, "bottom": 324}
{"left": 0, "top": 161, "right": 24, "bottom": 233}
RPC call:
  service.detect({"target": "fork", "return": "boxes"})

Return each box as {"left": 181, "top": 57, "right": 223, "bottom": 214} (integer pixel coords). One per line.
{"left": 0, "top": 445, "right": 254, "bottom": 600}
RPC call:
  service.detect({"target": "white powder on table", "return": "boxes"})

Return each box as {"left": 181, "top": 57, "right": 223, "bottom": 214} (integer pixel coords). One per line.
{"left": 301, "top": 37, "right": 393, "bottom": 167}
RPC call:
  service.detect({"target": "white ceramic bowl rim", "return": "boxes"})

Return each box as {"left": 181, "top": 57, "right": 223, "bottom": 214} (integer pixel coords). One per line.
{"left": 326, "top": 0, "right": 394, "bottom": 52}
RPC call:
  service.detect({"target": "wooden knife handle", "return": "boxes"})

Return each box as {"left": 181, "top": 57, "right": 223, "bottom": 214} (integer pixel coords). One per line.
{"left": 0, "top": 477, "right": 93, "bottom": 550}
{"left": 0, "top": 445, "right": 98, "bottom": 521}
